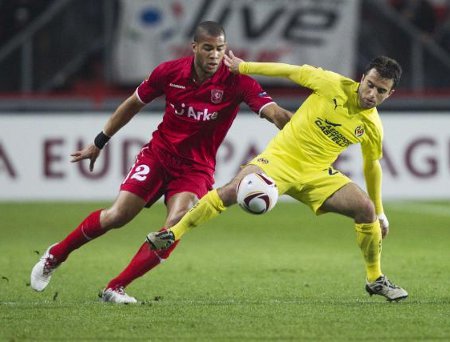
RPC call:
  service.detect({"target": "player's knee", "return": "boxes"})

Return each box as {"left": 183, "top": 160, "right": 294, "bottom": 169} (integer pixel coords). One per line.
{"left": 165, "top": 209, "right": 189, "bottom": 227}
{"left": 218, "top": 184, "right": 238, "bottom": 207}
{"left": 102, "top": 207, "right": 134, "bottom": 229}
{"left": 355, "top": 197, "right": 376, "bottom": 223}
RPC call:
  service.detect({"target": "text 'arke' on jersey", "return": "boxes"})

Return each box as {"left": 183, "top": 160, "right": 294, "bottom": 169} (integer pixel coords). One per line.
{"left": 170, "top": 102, "right": 218, "bottom": 121}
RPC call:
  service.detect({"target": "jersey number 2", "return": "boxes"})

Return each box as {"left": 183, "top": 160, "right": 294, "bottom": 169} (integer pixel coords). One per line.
{"left": 124, "top": 164, "right": 150, "bottom": 182}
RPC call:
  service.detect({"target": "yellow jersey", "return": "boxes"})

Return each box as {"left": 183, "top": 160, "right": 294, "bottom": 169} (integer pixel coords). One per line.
{"left": 240, "top": 63, "right": 383, "bottom": 173}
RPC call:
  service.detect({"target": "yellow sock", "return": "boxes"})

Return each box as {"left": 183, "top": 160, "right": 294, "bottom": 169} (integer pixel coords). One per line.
{"left": 170, "top": 190, "right": 226, "bottom": 240}
{"left": 355, "top": 220, "right": 382, "bottom": 283}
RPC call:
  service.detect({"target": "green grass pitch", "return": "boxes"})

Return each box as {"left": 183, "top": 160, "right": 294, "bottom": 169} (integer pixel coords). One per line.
{"left": 1, "top": 201, "right": 449, "bottom": 340}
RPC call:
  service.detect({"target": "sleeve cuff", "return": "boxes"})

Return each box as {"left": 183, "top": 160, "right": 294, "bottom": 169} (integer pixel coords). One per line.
{"left": 134, "top": 88, "right": 146, "bottom": 104}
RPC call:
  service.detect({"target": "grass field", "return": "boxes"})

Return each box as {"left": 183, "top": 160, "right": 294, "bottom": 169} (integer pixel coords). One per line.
{"left": 1, "top": 201, "right": 449, "bottom": 341}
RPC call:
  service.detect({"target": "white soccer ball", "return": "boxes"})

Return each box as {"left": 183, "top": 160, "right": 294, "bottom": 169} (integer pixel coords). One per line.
{"left": 237, "top": 173, "right": 278, "bottom": 215}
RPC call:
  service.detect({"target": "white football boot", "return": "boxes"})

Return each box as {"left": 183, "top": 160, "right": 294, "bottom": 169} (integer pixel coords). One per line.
{"left": 365, "top": 275, "right": 408, "bottom": 302}
{"left": 30, "top": 243, "right": 60, "bottom": 292}
{"left": 101, "top": 287, "right": 138, "bottom": 304}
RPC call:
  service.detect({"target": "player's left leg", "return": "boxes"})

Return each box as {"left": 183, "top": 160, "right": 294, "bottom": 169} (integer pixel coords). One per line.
{"left": 319, "top": 182, "right": 407, "bottom": 301}
{"left": 102, "top": 192, "right": 195, "bottom": 303}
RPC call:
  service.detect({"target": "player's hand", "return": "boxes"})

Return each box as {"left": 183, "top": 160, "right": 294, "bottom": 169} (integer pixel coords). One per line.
{"left": 70, "top": 144, "right": 101, "bottom": 172}
{"left": 378, "top": 213, "right": 390, "bottom": 239}
{"left": 224, "top": 50, "right": 244, "bottom": 74}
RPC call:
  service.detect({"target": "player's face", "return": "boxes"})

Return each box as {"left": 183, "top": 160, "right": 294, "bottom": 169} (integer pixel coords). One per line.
{"left": 192, "top": 33, "right": 226, "bottom": 77}
{"left": 358, "top": 68, "right": 395, "bottom": 109}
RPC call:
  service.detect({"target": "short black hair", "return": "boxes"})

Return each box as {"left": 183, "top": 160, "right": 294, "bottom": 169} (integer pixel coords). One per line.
{"left": 364, "top": 56, "right": 402, "bottom": 89}
{"left": 193, "top": 21, "right": 226, "bottom": 42}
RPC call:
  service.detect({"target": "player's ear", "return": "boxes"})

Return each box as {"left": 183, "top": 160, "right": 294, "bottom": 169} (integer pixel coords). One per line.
{"left": 360, "top": 74, "right": 365, "bottom": 83}
{"left": 191, "top": 41, "right": 197, "bottom": 53}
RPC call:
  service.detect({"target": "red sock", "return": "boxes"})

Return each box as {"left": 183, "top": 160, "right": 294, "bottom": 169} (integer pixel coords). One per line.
{"left": 50, "top": 209, "right": 104, "bottom": 263}
{"left": 106, "top": 238, "right": 179, "bottom": 290}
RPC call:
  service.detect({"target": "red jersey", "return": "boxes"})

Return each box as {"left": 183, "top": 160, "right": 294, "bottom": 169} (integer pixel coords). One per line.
{"left": 135, "top": 56, "right": 274, "bottom": 173}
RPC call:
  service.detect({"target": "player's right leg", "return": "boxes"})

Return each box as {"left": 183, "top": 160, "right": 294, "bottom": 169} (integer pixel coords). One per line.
{"left": 319, "top": 182, "right": 407, "bottom": 301}
{"left": 30, "top": 191, "right": 146, "bottom": 292}
{"left": 146, "top": 164, "right": 264, "bottom": 249}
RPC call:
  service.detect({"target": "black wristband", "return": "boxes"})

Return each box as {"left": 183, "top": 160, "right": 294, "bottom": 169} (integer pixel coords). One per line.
{"left": 94, "top": 131, "right": 110, "bottom": 149}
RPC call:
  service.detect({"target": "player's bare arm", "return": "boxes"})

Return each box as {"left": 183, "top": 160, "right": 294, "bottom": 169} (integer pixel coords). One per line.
{"left": 260, "top": 103, "right": 293, "bottom": 129}
{"left": 224, "top": 50, "right": 244, "bottom": 74}
{"left": 103, "top": 94, "right": 145, "bottom": 136}
{"left": 70, "top": 94, "right": 145, "bottom": 171}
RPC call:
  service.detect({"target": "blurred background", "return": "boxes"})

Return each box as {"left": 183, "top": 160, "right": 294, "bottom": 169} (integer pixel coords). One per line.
{"left": 1, "top": 0, "right": 449, "bottom": 201}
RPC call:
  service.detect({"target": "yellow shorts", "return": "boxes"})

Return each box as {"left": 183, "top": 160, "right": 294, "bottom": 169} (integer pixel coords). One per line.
{"left": 249, "top": 153, "right": 351, "bottom": 215}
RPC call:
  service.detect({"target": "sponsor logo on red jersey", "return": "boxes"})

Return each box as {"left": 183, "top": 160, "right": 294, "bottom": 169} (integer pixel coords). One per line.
{"left": 170, "top": 102, "right": 218, "bottom": 121}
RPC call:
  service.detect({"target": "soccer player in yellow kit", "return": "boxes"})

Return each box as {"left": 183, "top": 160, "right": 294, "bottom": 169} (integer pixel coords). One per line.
{"left": 147, "top": 52, "right": 408, "bottom": 301}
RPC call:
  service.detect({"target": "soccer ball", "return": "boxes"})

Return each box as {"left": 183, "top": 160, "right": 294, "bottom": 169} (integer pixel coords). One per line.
{"left": 236, "top": 173, "right": 278, "bottom": 214}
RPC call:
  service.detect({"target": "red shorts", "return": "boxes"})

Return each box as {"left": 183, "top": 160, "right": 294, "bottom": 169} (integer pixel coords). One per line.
{"left": 120, "top": 144, "right": 214, "bottom": 207}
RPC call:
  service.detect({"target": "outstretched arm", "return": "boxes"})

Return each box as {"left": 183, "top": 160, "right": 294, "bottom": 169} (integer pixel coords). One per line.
{"left": 363, "top": 158, "right": 389, "bottom": 238}
{"left": 70, "top": 94, "right": 145, "bottom": 171}
{"left": 224, "top": 52, "right": 293, "bottom": 129}
{"left": 224, "top": 50, "right": 303, "bottom": 82}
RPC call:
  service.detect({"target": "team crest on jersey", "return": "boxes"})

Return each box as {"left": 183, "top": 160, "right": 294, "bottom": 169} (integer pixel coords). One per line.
{"left": 354, "top": 125, "right": 365, "bottom": 137}
{"left": 211, "top": 89, "right": 224, "bottom": 104}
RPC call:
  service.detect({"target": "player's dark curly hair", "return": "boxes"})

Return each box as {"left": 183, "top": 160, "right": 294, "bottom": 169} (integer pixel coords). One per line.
{"left": 364, "top": 56, "right": 402, "bottom": 89}
{"left": 193, "top": 21, "right": 226, "bottom": 42}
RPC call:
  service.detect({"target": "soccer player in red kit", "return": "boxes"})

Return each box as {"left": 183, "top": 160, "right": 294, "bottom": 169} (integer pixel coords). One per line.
{"left": 30, "top": 21, "right": 292, "bottom": 303}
